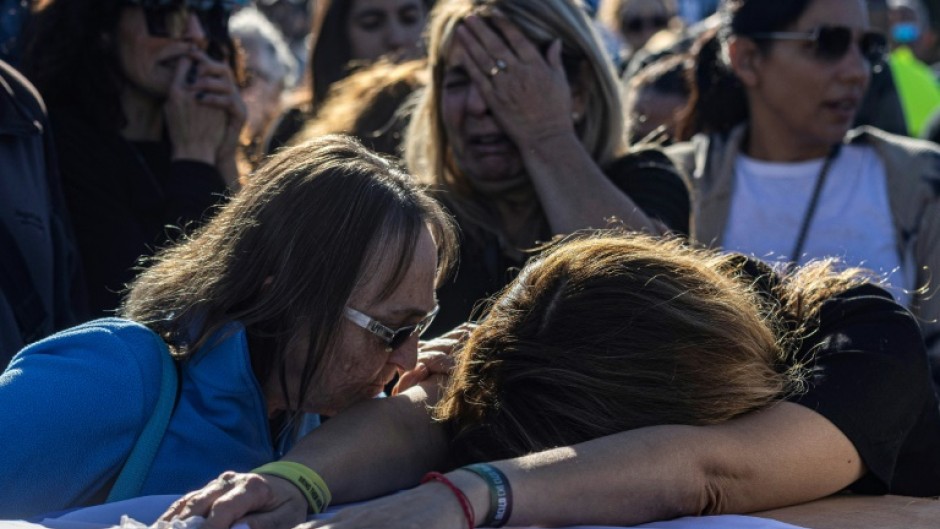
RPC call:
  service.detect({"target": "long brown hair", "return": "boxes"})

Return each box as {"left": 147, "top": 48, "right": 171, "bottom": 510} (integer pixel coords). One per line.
{"left": 436, "top": 232, "right": 868, "bottom": 463}
{"left": 121, "top": 134, "right": 456, "bottom": 412}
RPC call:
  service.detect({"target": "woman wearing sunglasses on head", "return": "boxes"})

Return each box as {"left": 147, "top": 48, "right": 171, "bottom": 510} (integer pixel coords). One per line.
{"left": 20, "top": 0, "right": 247, "bottom": 317}
{"left": 0, "top": 135, "right": 456, "bottom": 519}
{"left": 668, "top": 0, "right": 940, "bottom": 376}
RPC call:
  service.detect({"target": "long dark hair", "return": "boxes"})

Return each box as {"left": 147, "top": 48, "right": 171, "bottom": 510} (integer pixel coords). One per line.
{"left": 121, "top": 134, "right": 457, "bottom": 412}
{"left": 21, "top": 0, "right": 125, "bottom": 130}
{"left": 307, "top": 0, "right": 435, "bottom": 107}
{"left": 677, "top": 0, "right": 814, "bottom": 139}
{"left": 21, "top": 0, "right": 241, "bottom": 131}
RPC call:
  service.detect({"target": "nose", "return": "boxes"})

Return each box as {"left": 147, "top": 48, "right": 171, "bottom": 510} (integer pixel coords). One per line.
{"left": 466, "top": 82, "right": 489, "bottom": 115}
{"left": 183, "top": 12, "right": 208, "bottom": 48}
{"left": 384, "top": 22, "right": 412, "bottom": 53}
{"left": 388, "top": 335, "right": 419, "bottom": 372}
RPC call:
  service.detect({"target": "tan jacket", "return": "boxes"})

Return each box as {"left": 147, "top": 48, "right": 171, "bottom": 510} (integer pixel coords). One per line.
{"left": 667, "top": 125, "right": 940, "bottom": 358}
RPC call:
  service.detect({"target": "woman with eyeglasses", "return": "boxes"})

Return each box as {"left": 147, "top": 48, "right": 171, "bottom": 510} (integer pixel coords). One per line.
{"left": 162, "top": 231, "right": 940, "bottom": 529}
{"left": 20, "top": 0, "right": 247, "bottom": 317}
{"left": 668, "top": 0, "right": 940, "bottom": 376}
{"left": 0, "top": 135, "right": 457, "bottom": 519}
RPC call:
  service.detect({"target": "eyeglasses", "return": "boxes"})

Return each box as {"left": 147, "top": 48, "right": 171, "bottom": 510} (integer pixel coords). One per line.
{"left": 748, "top": 25, "right": 887, "bottom": 66}
{"left": 621, "top": 15, "right": 669, "bottom": 34}
{"left": 123, "top": 0, "right": 243, "bottom": 42}
{"left": 344, "top": 305, "right": 440, "bottom": 351}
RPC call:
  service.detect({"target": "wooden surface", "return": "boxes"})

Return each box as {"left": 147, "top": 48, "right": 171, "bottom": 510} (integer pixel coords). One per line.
{"left": 756, "top": 495, "right": 940, "bottom": 529}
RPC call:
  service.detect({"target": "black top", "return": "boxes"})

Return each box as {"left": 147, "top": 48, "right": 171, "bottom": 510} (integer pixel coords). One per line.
{"left": 49, "top": 108, "right": 228, "bottom": 316}
{"left": 0, "top": 60, "right": 84, "bottom": 366}
{"left": 786, "top": 283, "right": 940, "bottom": 496}
{"left": 427, "top": 148, "right": 691, "bottom": 337}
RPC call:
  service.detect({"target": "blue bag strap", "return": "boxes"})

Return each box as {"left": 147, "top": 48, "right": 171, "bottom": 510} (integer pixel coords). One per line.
{"left": 107, "top": 332, "right": 179, "bottom": 502}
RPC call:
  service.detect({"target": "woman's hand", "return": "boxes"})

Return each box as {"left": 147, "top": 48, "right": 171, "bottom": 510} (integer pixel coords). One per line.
{"left": 165, "top": 48, "right": 245, "bottom": 187}
{"left": 392, "top": 323, "right": 476, "bottom": 395}
{"left": 302, "top": 483, "right": 470, "bottom": 529}
{"left": 164, "top": 52, "right": 227, "bottom": 164}
{"left": 160, "top": 471, "right": 308, "bottom": 529}
{"left": 456, "top": 14, "right": 576, "bottom": 150}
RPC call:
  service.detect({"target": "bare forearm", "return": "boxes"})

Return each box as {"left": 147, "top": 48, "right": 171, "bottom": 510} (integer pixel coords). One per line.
{"left": 520, "top": 132, "right": 660, "bottom": 235}
{"left": 446, "top": 403, "right": 863, "bottom": 527}
{"left": 283, "top": 379, "right": 449, "bottom": 503}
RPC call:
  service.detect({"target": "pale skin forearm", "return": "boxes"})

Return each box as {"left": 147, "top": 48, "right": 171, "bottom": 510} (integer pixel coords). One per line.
{"left": 517, "top": 131, "right": 662, "bottom": 236}
{"left": 446, "top": 402, "right": 865, "bottom": 528}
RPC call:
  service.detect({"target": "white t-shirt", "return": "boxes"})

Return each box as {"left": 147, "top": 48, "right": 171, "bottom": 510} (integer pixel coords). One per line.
{"left": 722, "top": 144, "right": 910, "bottom": 306}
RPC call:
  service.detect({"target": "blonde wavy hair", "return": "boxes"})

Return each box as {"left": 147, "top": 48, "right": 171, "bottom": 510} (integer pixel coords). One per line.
{"left": 404, "top": 0, "right": 625, "bottom": 242}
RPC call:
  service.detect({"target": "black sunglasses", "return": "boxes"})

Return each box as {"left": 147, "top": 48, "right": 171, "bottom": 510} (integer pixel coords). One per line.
{"left": 622, "top": 15, "right": 669, "bottom": 34}
{"left": 124, "top": 0, "right": 240, "bottom": 42}
{"left": 344, "top": 305, "right": 440, "bottom": 352}
{"left": 748, "top": 25, "right": 887, "bottom": 66}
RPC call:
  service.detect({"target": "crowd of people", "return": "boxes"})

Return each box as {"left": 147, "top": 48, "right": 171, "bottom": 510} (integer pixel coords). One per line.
{"left": 1, "top": 0, "right": 939, "bottom": 526}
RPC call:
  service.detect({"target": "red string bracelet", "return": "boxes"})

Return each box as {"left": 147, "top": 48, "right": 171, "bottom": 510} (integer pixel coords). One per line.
{"left": 421, "top": 471, "right": 476, "bottom": 529}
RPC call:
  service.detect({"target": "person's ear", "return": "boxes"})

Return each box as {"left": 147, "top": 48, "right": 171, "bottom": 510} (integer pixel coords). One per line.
{"left": 728, "top": 35, "right": 762, "bottom": 87}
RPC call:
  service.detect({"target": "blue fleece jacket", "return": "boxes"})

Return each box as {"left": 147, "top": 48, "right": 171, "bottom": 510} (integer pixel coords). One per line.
{"left": 0, "top": 318, "right": 280, "bottom": 518}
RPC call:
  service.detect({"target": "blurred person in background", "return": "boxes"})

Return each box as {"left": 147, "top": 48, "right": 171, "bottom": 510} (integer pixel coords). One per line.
{"left": 267, "top": 0, "right": 433, "bottom": 151}
{"left": 291, "top": 58, "right": 427, "bottom": 157}
{"left": 0, "top": 58, "right": 85, "bottom": 368}
{"left": 256, "top": 0, "right": 312, "bottom": 73}
{"left": 623, "top": 53, "right": 691, "bottom": 145}
{"left": 669, "top": 0, "right": 940, "bottom": 384}
{"left": 598, "top": 0, "right": 685, "bottom": 65}
{"left": 886, "top": 0, "right": 940, "bottom": 136}
{"left": 21, "top": 0, "right": 247, "bottom": 316}
{"left": 230, "top": 5, "right": 298, "bottom": 166}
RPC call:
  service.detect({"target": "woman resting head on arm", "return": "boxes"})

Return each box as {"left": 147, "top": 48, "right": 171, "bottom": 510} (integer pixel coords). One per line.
{"left": 0, "top": 134, "right": 456, "bottom": 518}
{"left": 163, "top": 231, "right": 940, "bottom": 529}
{"left": 438, "top": 234, "right": 808, "bottom": 463}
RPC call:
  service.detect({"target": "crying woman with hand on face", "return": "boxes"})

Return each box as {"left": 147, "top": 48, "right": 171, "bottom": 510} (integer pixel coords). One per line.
{"left": 408, "top": 0, "right": 691, "bottom": 337}
{"left": 21, "top": 0, "right": 247, "bottom": 316}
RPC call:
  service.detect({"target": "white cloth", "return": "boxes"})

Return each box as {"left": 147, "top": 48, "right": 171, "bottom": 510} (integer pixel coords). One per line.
{"left": 722, "top": 144, "right": 911, "bottom": 306}
{"left": 15, "top": 495, "right": 809, "bottom": 529}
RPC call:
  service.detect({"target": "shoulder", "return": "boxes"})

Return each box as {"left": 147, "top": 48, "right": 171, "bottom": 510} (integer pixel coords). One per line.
{"left": 11, "top": 318, "right": 166, "bottom": 376}
{"left": 604, "top": 147, "right": 684, "bottom": 177}
{"left": 848, "top": 126, "right": 940, "bottom": 195}
{"left": 604, "top": 148, "right": 691, "bottom": 233}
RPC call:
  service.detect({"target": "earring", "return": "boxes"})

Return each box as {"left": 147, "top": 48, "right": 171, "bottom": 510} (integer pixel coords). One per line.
{"left": 572, "top": 111, "right": 581, "bottom": 122}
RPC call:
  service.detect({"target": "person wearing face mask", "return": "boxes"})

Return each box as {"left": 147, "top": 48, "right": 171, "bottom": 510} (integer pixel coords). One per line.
{"left": 885, "top": 0, "right": 940, "bottom": 137}
{"left": 265, "top": 0, "right": 433, "bottom": 152}
{"left": 669, "top": 0, "right": 940, "bottom": 384}
{"left": 0, "top": 135, "right": 457, "bottom": 519}
{"left": 20, "top": 0, "right": 247, "bottom": 317}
